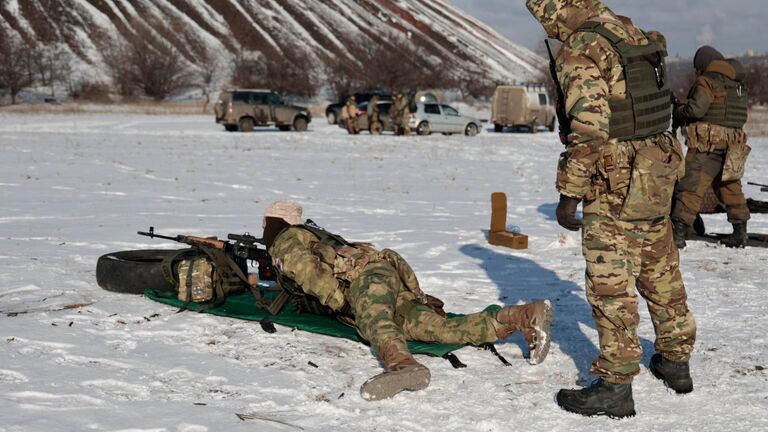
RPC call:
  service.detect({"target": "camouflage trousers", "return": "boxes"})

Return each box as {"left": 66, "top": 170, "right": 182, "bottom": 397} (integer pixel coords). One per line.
{"left": 346, "top": 117, "right": 360, "bottom": 135}
{"left": 347, "top": 261, "right": 500, "bottom": 357}
{"left": 583, "top": 196, "right": 696, "bottom": 384}
{"left": 672, "top": 148, "right": 750, "bottom": 224}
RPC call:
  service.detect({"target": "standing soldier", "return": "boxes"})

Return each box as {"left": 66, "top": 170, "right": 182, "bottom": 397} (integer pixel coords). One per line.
{"left": 369, "top": 95, "right": 382, "bottom": 135}
{"left": 262, "top": 202, "right": 553, "bottom": 401}
{"left": 344, "top": 96, "right": 361, "bottom": 135}
{"left": 671, "top": 47, "right": 751, "bottom": 248}
{"left": 395, "top": 91, "right": 412, "bottom": 135}
{"left": 389, "top": 93, "right": 403, "bottom": 135}
{"left": 527, "top": 0, "right": 696, "bottom": 418}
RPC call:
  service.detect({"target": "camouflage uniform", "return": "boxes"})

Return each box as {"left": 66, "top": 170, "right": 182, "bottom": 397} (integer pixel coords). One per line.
{"left": 343, "top": 98, "right": 361, "bottom": 135}
{"left": 269, "top": 226, "right": 504, "bottom": 354}
{"left": 528, "top": 0, "right": 696, "bottom": 384}
{"left": 390, "top": 94, "right": 411, "bottom": 136}
{"left": 369, "top": 95, "right": 382, "bottom": 135}
{"left": 672, "top": 59, "right": 750, "bottom": 227}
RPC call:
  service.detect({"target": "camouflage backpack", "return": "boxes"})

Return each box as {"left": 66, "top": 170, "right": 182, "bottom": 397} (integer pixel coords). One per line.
{"left": 158, "top": 245, "right": 249, "bottom": 311}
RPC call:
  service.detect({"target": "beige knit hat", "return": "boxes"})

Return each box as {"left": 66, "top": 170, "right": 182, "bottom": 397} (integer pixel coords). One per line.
{"left": 263, "top": 201, "right": 303, "bottom": 226}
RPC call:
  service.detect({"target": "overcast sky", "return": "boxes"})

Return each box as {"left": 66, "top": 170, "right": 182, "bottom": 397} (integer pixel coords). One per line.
{"left": 449, "top": 0, "right": 767, "bottom": 58}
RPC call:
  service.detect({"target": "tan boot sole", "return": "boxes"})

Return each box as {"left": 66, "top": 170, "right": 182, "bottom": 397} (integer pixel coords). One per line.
{"left": 528, "top": 300, "right": 553, "bottom": 365}
{"left": 360, "top": 364, "right": 431, "bottom": 401}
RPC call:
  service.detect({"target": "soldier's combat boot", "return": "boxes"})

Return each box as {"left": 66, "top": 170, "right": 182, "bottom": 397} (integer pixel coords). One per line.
{"left": 556, "top": 378, "right": 636, "bottom": 419}
{"left": 649, "top": 353, "right": 693, "bottom": 394}
{"left": 722, "top": 221, "right": 747, "bottom": 248}
{"left": 360, "top": 341, "right": 430, "bottom": 401}
{"left": 496, "top": 300, "right": 553, "bottom": 365}
{"left": 672, "top": 218, "right": 689, "bottom": 249}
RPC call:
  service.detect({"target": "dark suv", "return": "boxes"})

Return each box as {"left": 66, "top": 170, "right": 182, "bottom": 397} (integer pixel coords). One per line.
{"left": 214, "top": 89, "right": 311, "bottom": 132}
{"left": 325, "top": 91, "right": 392, "bottom": 124}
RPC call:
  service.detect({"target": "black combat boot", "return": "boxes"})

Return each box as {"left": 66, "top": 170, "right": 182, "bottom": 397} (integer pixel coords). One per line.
{"left": 649, "top": 353, "right": 693, "bottom": 394}
{"left": 556, "top": 378, "right": 636, "bottom": 419}
{"left": 672, "top": 219, "right": 689, "bottom": 250}
{"left": 722, "top": 221, "right": 747, "bottom": 248}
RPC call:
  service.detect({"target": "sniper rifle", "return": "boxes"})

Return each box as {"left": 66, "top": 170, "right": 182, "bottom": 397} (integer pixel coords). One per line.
{"left": 138, "top": 227, "right": 287, "bottom": 314}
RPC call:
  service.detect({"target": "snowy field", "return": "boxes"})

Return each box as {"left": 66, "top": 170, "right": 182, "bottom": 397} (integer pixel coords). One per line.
{"left": 0, "top": 114, "right": 766, "bottom": 432}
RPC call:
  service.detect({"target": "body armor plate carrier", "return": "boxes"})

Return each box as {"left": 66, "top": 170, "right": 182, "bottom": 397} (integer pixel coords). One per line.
{"left": 572, "top": 22, "right": 672, "bottom": 141}
{"left": 700, "top": 73, "right": 749, "bottom": 129}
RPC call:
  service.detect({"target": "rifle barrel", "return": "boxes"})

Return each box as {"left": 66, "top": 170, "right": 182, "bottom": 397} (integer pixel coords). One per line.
{"left": 137, "top": 230, "right": 178, "bottom": 241}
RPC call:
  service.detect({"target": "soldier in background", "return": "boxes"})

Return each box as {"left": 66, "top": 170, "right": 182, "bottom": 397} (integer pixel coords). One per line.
{"left": 369, "top": 94, "right": 382, "bottom": 135}
{"left": 395, "top": 91, "right": 412, "bottom": 135}
{"left": 342, "top": 96, "right": 361, "bottom": 135}
{"left": 389, "top": 93, "right": 403, "bottom": 135}
{"left": 262, "top": 202, "right": 553, "bottom": 401}
{"left": 527, "top": 0, "right": 696, "bottom": 418}
{"left": 671, "top": 46, "right": 751, "bottom": 248}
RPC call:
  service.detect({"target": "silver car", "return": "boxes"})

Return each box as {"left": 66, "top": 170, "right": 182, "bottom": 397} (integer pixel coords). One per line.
{"left": 408, "top": 102, "right": 482, "bottom": 136}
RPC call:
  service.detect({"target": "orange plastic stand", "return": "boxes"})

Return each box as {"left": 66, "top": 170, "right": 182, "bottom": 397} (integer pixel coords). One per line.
{"left": 488, "top": 192, "right": 528, "bottom": 250}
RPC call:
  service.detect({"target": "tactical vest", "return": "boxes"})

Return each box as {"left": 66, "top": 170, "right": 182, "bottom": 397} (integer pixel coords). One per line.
{"left": 273, "top": 221, "right": 355, "bottom": 322}
{"left": 700, "top": 73, "right": 748, "bottom": 129}
{"left": 575, "top": 22, "right": 672, "bottom": 141}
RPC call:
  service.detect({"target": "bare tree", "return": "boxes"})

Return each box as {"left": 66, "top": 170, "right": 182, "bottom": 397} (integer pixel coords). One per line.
{"left": 230, "top": 50, "right": 318, "bottom": 98}
{"left": 101, "top": 38, "right": 136, "bottom": 98}
{"left": 33, "top": 45, "right": 73, "bottom": 98}
{"left": 128, "top": 31, "right": 193, "bottom": 101}
{"left": 0, "top": 35, "right": 36, "bottom": 104}
{"left": 101, "top": 28, "right": 193, "bottom": 101}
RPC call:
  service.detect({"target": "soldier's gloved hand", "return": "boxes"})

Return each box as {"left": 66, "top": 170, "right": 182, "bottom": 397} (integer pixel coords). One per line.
{"left": 556, "top": 194, "right": 583, "bottom": 231}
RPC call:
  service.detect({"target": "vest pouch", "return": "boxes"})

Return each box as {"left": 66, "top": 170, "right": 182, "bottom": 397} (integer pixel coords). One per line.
{"left": 620, "top": 142, "right": 682, "bottom": 221}
{"left": 176, "top": 257, "right": 215, "bottom": 303}
{"left": 722, "top": 132, "right": 751, "bottom": 182}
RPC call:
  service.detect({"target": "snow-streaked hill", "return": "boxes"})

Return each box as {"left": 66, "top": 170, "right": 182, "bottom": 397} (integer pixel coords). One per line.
{"left": 0, "top": 0, "right": 544, "bottom": 84}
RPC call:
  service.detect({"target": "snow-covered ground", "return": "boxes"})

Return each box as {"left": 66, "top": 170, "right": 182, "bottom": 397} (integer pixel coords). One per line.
{"left": 0, "top": 114, "right": 766, "bottom": 432}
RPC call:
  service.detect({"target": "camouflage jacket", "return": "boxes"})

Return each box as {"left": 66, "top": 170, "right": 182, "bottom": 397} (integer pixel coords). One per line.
{"left": 268, "top": 226, "right": 428, "bottom": 312}
{"left": 527, "top": 0, "right": 661, "bottom": 199}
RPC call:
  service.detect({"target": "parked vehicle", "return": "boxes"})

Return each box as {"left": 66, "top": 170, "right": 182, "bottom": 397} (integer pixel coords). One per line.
{"left": 409, "top": 102, "right": 482, "bottom": 136}
{"left": 338, "top": 100, "right": 394, "bottom": 133}
{"left": 491, "top": 86, "right": 555, "bottom": 133}
{"left": 326, "top": 91, "right": 392, "bottom": 124}
{"left": 214, "top": 89, "right": 311, "bottom": 132}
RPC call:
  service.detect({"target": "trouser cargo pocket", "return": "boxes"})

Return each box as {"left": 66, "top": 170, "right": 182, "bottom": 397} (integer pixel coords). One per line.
{"left": 620, "top": 143, "right": 682, "bottom": 221}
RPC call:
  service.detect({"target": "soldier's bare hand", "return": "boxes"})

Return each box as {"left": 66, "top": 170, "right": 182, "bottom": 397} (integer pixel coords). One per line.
{"left": 556, "top": 195, "right": 583, "bottom": 231}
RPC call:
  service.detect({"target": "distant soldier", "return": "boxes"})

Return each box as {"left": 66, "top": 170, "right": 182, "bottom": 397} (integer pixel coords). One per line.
{"left": 395, "top": 91, "right": 412, "bottom": 135}
{"left": 262, "top": 201, "right": 553, "bottom": 401}
{"left": 369, "top": 95, "right": 382, "bottom": 135}
{"left": 671, "top": 46, "right": 751, "bottom": 248}
{"left": 342, "top": 96, "right": 361, "bottom": 135}
{"left": 528, "top": 0, "right": 696, "bottom": 419}
{"left": 389, "top": 93, "right": 403, "bottom": 135}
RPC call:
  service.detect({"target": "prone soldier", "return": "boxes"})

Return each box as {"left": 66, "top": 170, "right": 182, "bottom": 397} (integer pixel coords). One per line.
{"left": 262, "top": 202, "right": 553, "bottom": 401}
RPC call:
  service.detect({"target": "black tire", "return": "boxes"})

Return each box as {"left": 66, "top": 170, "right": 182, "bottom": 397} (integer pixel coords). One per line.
{"left": 293, "top": 116, "right": 308, "bottom": 132}
{"left": 494, "top": 123, "right": 503, "bottom": 133}
{"left": 529, "top": 121, "right": 537, "bottom": 134}
{"left": 465, "top": 123, "right": 479, "bottom": 137}
{"left": 96, "top": 249, "right": 180, "bottom": 294}
{"left": 224, "top": 124, "right": 238, "bottom": 132}
{"left": 326, "top": 111, "right": 337, "bottom": 124}
{"left": 416, "top": 121, "right": 431, "bottom": 136}
{"left": 548, "top": 118, "right": 556, "bottom": 132}
{"left": 239, "top": 117, "right": 254, "bottom": 132}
